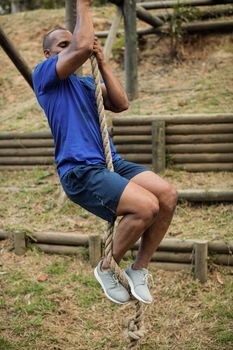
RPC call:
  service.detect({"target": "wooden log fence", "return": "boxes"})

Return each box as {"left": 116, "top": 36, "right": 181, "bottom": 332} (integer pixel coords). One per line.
{"left": 1, "top": 113, "right": 233, "bottom": 171}
{"left": 112, "top": 113, "right": 233, "bottom": 172}
{"left": 0, "top": 232, "right": 233, "bottom": 281}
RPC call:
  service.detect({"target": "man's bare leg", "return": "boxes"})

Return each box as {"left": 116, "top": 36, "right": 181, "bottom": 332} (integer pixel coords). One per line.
{"left": 101, "top": 181, "right": 159, "bottom": 270}
{"left": 130, "top": 171, "right": 177, "bottom": 269}
{"left": 102, "top": 171, "right": 177, "bottom": 270}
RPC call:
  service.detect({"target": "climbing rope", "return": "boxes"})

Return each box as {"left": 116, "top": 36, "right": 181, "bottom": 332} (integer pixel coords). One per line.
{"left": 90, "top": 54, "right": 145, "bottom": 349}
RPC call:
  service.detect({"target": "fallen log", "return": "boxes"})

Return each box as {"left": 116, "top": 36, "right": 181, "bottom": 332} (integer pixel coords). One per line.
{"left": 178, "top": 189, "right": 233, "bottom": 202}
{"left": 179, "top": 163, "right": 233, "bottom": 171}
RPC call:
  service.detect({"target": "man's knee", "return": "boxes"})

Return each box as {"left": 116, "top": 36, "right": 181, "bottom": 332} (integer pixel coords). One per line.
{"left": 139, "top": 196, "right": 159, "bottom": 226}
{"left": 159, "top": 183, "right": 178, "bottom": 212}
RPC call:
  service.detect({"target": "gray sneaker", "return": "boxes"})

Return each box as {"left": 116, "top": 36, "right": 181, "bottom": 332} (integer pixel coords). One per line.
{"left": 124, "top": 265, "right": 153, "bottom": 304}
{"left": 94, "top": 261, "right": 130, "bottom": 305}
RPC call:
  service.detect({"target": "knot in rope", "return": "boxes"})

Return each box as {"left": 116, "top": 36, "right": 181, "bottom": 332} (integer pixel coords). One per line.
{"left": 127, "top": 319, "right": 145, "bottom": 341}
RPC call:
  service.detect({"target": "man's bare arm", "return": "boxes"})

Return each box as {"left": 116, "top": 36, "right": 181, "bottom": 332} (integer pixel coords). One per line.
{"left": 93, "top": 38, "right": 129, "bottom": 113}
{"left": 57, "top": 0, "right": 94, "bottom": 80}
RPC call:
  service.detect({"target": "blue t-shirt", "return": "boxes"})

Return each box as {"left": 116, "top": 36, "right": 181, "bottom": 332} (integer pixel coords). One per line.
{"left": 32, "top": 55, "right": 120, "bottom": 178}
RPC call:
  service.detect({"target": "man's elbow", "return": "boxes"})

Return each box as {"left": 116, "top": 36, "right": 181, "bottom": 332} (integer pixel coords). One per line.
{"left": 121, "top": 100, "right": 129, "bottom": 112}
{"left": 116, "top": 98, "right": 129, "bottom": 113}
{"left": 79, "top": 43, "right": 93, "bottom": 57}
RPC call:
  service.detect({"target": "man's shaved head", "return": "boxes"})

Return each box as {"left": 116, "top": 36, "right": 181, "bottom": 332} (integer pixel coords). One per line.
{"left": 43, "top": 27, "right": 67, "bottom": 51}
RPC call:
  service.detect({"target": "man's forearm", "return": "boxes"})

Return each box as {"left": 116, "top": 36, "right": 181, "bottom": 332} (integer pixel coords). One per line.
{"left": 72, "top": 0, "right": 94, "bottom": 52}
{"left": 99, "top": 62, "right": 129, "bottom": 112}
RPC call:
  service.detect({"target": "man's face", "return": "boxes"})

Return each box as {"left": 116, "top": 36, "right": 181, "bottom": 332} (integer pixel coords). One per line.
{"left": 44, "top": 29, "right": 72, "bottom": 58}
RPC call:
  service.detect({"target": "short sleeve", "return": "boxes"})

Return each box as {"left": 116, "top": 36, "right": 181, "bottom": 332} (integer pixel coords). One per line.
{"left": 32, "top": 55, "right": 60, "bottom": 95}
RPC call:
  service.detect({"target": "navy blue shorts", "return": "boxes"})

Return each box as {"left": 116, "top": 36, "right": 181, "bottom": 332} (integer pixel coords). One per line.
{"left": 61, "top": 158, "right": 147, "bottom": 223}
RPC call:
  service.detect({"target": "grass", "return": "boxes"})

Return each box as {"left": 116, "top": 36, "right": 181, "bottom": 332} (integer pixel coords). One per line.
{"left": 0, "top": 248, "right": 233, "bottom": 350}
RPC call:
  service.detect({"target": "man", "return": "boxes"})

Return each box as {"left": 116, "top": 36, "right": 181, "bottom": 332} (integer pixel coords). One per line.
{"left": 33, "top": 0, "right": 177, "bottom": 305}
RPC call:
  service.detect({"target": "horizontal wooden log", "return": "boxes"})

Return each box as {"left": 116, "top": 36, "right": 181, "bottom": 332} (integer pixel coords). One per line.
{"left": 167, "top": 134, "right": 233, "bottom": 144}
{"left": 0, "top": 231, "right": 9, "bottom": 240}
{"left": 152, "top": 262, "right": 192, "bottom": 272}
{"left": 138, "top": 0, "right": 233, "bottom": 10}
{"left": 112, "top": 114, "right": 233, "bottom": 126}
{"left": 30, "top": 231, "right": 89, "bottom": 246}
{"left": 116, "top": 144, "right": 151, "bottom": 153}
{"left": 113, "top": 126, "right": 151, "bottom": 135}
{"left": 136, "top": 5, "right": 164, "bottom": 27}
{"left": 0, "top": 156, "right": 54, "bottom": 165}
{"left": 157, "top": 7, "right": 233, "bottom": 22}
{"left": 0, "top": 148, "right": 54, "bottom": 157}
{"left": 0, "top": 131, "right": 52, "bottom": 140}
{"left": 133, "top": 238, "right": 195, "bottom": 252}
{"left": 113, "top": 135, "right": 152, "bottom": 144}
{"left": 113, "top": 124, "right": 233, "bottom": 136}
{"left": 166, "top": 143, "right": 233, "bottom": 154}
{"left": 208, "top": 241, "right": 233, "bottom": 254}
{"left": 136, "top": 20, "right": 233, "bottom": 37}
{"left": 34, "top": 243, "right": 83, "bottom": 255}
{"left": 166, "top": 123, "right": 233, "bottom": 135}
{"left": 178, "top": 189, "right": 233, "bottom": 202}
{"left": 210, "top": 254, "right": 233, "bottom": 266}
{"left": 178, "top": 163, "right": 233, "bottom": 171}
{"left": 172, "top": 153, "right": 233, "bottom": 163}
{"left": 151, "top": 251, "right": 193, "bottom": 263}
{"left": 119, "top": 154, "right": 152, "bottom": 163}
{"left": 0, "top": 139, "right": 54, "bottom": 148}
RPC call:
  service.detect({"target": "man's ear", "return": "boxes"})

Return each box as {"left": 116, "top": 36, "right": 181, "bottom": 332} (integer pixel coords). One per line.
{"left": 44, "top": 49, "right": 51, "bottom": 58}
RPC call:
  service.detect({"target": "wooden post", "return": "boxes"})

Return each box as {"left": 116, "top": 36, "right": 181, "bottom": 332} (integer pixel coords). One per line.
{"left": 0, "top": 25, "right": 33, "bottom": 89}
{"left": 13, "top": 232, "right": 26, "bottom": 256}
{"left": 104, "top": 6, "right": 122, "bottom": 62}
{"left": 123, "top": 0, "right": 138, "bottom": 100}
{"left": 194, "top": 240, "right": 208, "bottom": 283}
{"left": 88, "top": 235, "right": 102, "bottom": 267}
{"left": 152, "top": 120, "right": 166, "bottom": 173}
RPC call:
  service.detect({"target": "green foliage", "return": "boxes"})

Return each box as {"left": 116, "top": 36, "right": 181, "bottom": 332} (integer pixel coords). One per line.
{"left": 169, "top": 4, "right": 201, "bottom": 60}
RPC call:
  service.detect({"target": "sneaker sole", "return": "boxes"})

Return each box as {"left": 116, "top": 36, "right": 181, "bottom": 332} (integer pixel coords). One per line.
{"left": 94, "top": 267, "right": 129, "bottom": 305}
{"left": 124, "top": 272, "right": 152, "bottom": 304}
